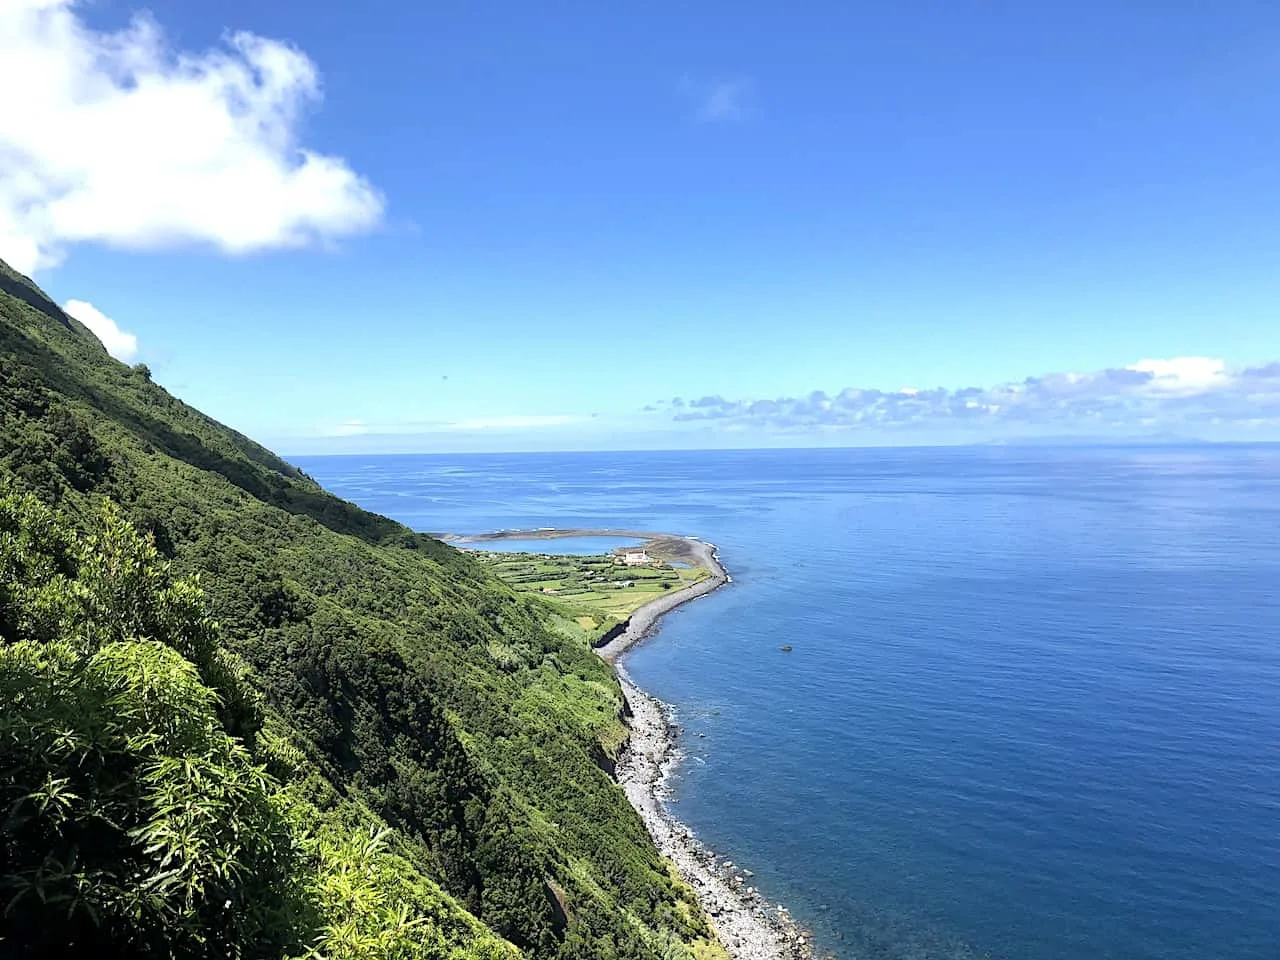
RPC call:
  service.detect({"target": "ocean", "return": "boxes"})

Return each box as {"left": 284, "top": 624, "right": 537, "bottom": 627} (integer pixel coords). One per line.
{"left": 292, "top": 446, "right": 1280, "bottom": 960}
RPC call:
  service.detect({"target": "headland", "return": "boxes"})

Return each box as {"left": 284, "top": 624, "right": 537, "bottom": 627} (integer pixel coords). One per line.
{"left": 443, "top": 528, "right": 816, "bottom": 960}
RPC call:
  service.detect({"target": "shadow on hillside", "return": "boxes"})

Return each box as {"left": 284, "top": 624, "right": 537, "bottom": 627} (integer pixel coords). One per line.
{"left": 0, "top": 271, "right": 73, "bottom": 332}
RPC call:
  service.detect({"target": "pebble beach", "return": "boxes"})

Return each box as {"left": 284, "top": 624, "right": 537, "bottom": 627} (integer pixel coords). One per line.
{"left": 601, "top": 539, "right": 816, "bottom": 960}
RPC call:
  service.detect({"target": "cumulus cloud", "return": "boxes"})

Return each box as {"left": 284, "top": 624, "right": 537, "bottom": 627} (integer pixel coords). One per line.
{"left": 1127, "top": 357, "right": 1228, "bottom": 395}
{"left": 658, "top": 357, "right": 1280, "bottom": 436}
{"left": 63, "top": 299, "right": 138, "bottom": 361}
{"left": 0, "top": 0, "right": 384, "bottom": 273}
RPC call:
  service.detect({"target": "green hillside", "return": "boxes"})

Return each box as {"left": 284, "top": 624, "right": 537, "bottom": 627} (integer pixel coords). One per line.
{"left": 0, "top": 257, "right": 722, "bottom": 960}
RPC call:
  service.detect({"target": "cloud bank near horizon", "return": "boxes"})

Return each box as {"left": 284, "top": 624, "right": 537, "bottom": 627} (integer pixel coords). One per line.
{"left": 292, "top": 355, "right": 1280, "bottom": 452}
{"left": 324, "top": 414, "right": 586, "bottom": 438}
{"left": 0, "top": 0, "right": 383, "bottom": 274}
{"left": 655, "top": 357, "right": 1280, "bottom": 437}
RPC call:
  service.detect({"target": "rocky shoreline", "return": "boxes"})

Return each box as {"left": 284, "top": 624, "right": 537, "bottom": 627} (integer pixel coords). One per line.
{"left": 600, "top": 538, "right": 816, "bottom": 960}
{"left": 446, "top": 527, "right": 817, "bottom": 958}
{"left": 615, "top": 671, "right": 815, "bottom": 960}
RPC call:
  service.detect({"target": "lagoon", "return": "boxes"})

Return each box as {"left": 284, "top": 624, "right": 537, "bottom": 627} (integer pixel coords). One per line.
{"left": 453, "top": 534, "right": 644, "bottom": 555}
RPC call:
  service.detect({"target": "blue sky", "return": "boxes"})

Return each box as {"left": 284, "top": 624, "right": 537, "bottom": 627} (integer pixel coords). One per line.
{"left": 2, "top": 0, "right": 1279, "bottom": 451}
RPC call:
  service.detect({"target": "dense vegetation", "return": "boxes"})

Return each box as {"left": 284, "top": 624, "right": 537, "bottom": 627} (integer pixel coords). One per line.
{"left": 0, "top": 257, "right": 723, "bottom": 959}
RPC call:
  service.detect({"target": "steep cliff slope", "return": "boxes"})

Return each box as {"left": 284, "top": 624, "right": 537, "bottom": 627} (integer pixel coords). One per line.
{"left": 0, "top": 258, "right": 719, "bottom": 960}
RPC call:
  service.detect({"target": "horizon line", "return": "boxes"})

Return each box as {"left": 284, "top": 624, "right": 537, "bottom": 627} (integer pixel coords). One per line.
{"left": 278, "top": 438, "right": 1280, "bottom": 459}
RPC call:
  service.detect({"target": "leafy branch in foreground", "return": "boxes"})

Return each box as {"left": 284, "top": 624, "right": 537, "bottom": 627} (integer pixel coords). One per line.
{"left": 0, "top": 495, "right": 516, "bottom": 959}
{"left": 0, "top": 495, "right": 304, "bottom": 957}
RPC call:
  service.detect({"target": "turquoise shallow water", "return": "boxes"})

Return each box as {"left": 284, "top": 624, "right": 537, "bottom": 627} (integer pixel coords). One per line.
{"left": 293, "top": 447, "right": 1280, "bottom": 960}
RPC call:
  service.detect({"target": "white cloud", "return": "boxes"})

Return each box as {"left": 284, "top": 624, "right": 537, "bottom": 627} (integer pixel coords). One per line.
{"left": 322, "top": 414, "right": 581, "bottom": 436}
{"left": 329, "top": 418, "right": 368, "bottom": 436}
{"left": 0, "top": 0, "right": 384, "bottom": 274}
{"left": 63, "top": 298, "right": 138, "bottom": 361}
{"left": 682, "top": 76, "right": 752, "bottom": 123}
{"left": 659, "top": 357, "right": 1280, "bottom": 436}
{"left": 1126, "top": 357, "right": 1227, "bottom": 395}
{"left": 446, "top": 415, "right": 581, "bottom": 431}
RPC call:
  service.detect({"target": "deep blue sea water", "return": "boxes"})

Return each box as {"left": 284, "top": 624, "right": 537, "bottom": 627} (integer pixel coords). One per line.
{"left": 293, "top": 447, "right": 1280, "bottom": 960}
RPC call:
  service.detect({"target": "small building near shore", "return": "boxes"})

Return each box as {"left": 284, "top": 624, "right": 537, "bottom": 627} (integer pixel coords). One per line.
{"left": 619, "top": 550, "right": 651, "bottom": 566}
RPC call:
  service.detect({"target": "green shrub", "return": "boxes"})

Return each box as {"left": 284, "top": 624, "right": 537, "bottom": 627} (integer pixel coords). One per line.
{"left": 0, "top": 258, "right": 722, "bottom": 959}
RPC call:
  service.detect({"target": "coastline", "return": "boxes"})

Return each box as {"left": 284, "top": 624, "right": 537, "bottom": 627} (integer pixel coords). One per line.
{"left": 590, "top": 538, "right": 815, "bottom": 959}
{"left": 594, "top": 536, "right": 730, "bottom": 662}
{"left": 615, "top": 669, "right": 815, "bottom": 960}
{"left": 449, "top": 527, "right": 815, "bottom": 958}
